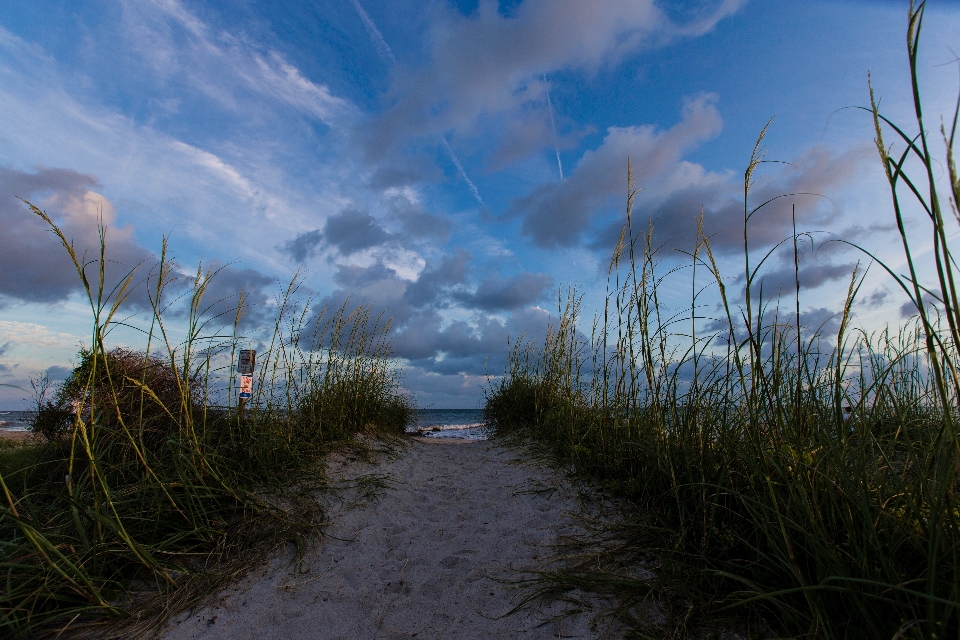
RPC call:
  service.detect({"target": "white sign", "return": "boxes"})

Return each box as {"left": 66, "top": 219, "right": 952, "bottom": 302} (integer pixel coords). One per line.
{"left": 238, "top": 349, "right": 256, "bottom": 374}
{"left": 239, "top": 374, "right": 253, "bottom": 399}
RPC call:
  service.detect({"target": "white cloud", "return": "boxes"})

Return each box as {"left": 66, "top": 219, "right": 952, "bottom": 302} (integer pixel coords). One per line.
{"left": 0, "top": 23, "right": 350, "bottom": 276}
{"left": 366, "top": 0, "right": 744, "bottom": 157}
{"left": 118, "top": 0, "right": 353, "bottom": 124}
{"left": 0, "top": 321, "right": 81, "bottom": 350}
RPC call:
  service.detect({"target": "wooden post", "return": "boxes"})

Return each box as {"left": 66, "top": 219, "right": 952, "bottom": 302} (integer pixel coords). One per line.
{"left": 238, "top": 349, "right": 255, "bottom": 418}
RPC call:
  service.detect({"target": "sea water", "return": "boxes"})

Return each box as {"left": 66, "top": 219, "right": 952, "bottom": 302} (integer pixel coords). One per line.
{"left": 406, "top": 408, "right": 488, "bottom": 440}
{"left": 1, "top": 409, "right": 492, "bottom": 440}
{"left": 0, "top": 411, "right": 34, "bottom": 433}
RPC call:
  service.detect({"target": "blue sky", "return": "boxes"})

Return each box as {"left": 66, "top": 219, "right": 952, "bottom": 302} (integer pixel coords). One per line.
{"left": 0, "top": 0, "right": 958, "bottom": 408}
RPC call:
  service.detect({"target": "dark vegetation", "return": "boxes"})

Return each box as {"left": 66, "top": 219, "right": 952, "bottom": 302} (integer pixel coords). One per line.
{"left": 485, "top": 5, "right": 960, "bottom": 638}
{"left": 0, "top": 212, "right": 411, "bottom": 637}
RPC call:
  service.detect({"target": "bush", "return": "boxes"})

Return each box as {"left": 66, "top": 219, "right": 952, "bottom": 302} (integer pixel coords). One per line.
{"left": 30, "top": 401, "right": 73, "bottom": 443}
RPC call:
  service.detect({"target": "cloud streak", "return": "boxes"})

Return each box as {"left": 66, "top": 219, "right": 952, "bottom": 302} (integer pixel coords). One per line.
{"left": 442, "top": 138, "right": 484, "bottom": 205}
{"left": 350, "top": 0, "right": 396, "bottom": 65}
{"left": 118, "top": 0, "right": 353, "bottom": 124}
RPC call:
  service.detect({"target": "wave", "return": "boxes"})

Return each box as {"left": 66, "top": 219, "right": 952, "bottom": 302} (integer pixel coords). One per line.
{"left": 407, "top": 422, "right": 485, "bottom": 433}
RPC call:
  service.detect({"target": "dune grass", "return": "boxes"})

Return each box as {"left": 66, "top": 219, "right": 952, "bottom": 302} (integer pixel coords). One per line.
{"left": 0, "top": 206, "right": 411, "bottom": 638}
{"left": 485, "top": 4, "right": 960, "bottom": 638}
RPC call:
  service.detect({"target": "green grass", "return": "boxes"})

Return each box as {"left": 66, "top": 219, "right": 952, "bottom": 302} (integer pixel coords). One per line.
{"left": 0, "top": 443, "right": 46, "bottom": 486}
{"left": 485, "top": 4, "right": 960, "bottom": 638}
{"left": 0, "top": 209, "right": 412, "bottom": 638}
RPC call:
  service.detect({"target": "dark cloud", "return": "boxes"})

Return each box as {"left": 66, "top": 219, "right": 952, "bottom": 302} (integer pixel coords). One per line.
{"left": 334, "top": 262, "right": 401, "bottom": 290}
{"left": 0, "top": 167, "right": 281, "bottom": 327}
{"left": 899, "top": 292, "right": 942, "bottom": 319}
{"left": 455, "top": 272, "right": 552, "bottom": 311}
{"left": 487, "top": 108, "right": 591, "bottom": 172}
{"left": 702, "top": 305, "right": 844, "bottom": 343}
{"left": 196, "top": 265, "right": 278, "bottom": 328}
{"left": 282, "top": 229, "right": 323, "bottom": 263}
{"left": 164, "top": 263, "right": 278, "bottom": 329}
{"left": 0, "top": 166, "right": 156, "bottom": 307}
{"left": 662, "top": 146, "right": 867, "bottom": 255}
{"left": 399, "top": 366, "right": 488, "bottom": 409}
{"left": 367, "top": 154, "right": 442, "bottom": 190}
{"left": 511, "top": 93, "right": 723, "bottom": 247}
{"left": 403, "top": 250, "right": 471, "bottom": 308}
{"left": 281, "top": 195, "right": 453, "bottom": 264}
{"left": 386, "top": 195, "right": 453, "bottom": 242}
{"left": 797, "top": 307, "right": 843, "bottom": 338}
{"left": 0, "top": 342, "right": 12, "bottom": 358}
{"left": 862, "top": 287, "right": 890, "bottom": 309}
{"left": 748, "top": 261, "right": 858, "bottom": 302}
{"left": 323, "top": 208, "right": 391, "bottom": 255}
{"left": 391, "top": 306, "right": 555, "bottom": 376}
{"left": 589, "top": 144, "right": 871, "bottom": 264}
{"left": 301, "top": 251, "right": 554, "bottom": 383}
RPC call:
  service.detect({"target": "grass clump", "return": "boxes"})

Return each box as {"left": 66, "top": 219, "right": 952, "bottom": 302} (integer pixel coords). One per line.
{"left": 485, "top": 4, "right": 960, "bottom": 638}
{"left": 0, "top": 206, "right": 411, "bottom": 638}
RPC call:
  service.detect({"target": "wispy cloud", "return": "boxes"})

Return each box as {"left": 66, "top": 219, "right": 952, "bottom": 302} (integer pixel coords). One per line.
{"left": 0, "top": 22, "right": 349, "bottom": 275}
{"left": 118, "top": 0, "right": 353, "bottom": 124}
{"left": 442, "top": 138, "right": 484, "bottom": 206}
{"left": 0, "top": 321, "right": 80, "bottom": 350}
{"left": 544, "top": 75, "right": 564, "bottom": 180}
{"left": 350, "top": 0, "right": 396, "bottom": 65}
{"left": 249, "top": 51, "right": 354, "bottom": 124}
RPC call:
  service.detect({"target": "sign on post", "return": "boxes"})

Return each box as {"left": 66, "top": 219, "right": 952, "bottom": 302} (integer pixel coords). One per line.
{"left": 238, "top": 350, "right": 256, "bottom": 401}
{"left": 238, "top": 374, "right": 253, "bottom": 399}
{"left": 238, "top": 349, "right": 256, "bottom": 375}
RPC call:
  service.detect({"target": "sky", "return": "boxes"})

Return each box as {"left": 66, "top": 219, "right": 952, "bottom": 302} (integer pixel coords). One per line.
{"left": 0, "top": 0, "right": 958, "bottom": 409}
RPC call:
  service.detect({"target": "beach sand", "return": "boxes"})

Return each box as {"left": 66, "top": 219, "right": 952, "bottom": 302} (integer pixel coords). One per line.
{"left": 0, "top": 429, "right": 39, "bottom": 444}
{"left": 159, "top": 437, "right": 617, "bottom": 639}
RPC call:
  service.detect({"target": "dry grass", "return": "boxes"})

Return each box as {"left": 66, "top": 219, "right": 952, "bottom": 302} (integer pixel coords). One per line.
{"left": 485, "top": 4, "right": 960, "bottom": 637}
{"left": 0, "top": 207, "right": 412, "bottom": 638}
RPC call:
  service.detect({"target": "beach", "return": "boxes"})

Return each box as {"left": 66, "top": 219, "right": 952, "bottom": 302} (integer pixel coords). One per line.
{"left": 159, "top": 436, "right": 616, "bottom": 639}
{"left": 0, "top": 411, "right": 36, "bottom": 444}
{"left": 0, "top": 430, "right": 38, "bottom": 444}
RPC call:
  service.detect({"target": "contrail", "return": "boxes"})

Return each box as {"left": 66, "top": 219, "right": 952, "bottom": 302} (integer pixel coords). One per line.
{"left": 349, "top": 0, "right": 480, "bottom": 206}
{"left": 544, "top": 75, "right": 564, "bottom": 180}
{"left": 350, "top": 0, "right": 396, "bottom": 64}
{"left": 442, "top": 138, "right": 484, "bottom": 205}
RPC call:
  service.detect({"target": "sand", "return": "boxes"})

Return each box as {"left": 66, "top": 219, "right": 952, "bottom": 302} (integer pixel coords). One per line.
{"left": 0, "top": 429, "right": 40, "bottom": 444}
{"left": 159, "top": 437, "right": 616, "bottom": 639}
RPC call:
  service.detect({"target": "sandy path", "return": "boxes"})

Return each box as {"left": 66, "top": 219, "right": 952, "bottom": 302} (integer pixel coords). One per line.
{"left": 160, "top": 437, "right": 611, "bottom": 639}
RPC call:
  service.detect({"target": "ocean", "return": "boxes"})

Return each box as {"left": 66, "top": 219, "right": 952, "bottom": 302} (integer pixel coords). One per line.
{"left": 0, "top": 410, "right": 33, "bottom": 433}
{"left": 407, "top": 408, "right": 488, "bottom": 440}
{"left": 1, "top": 409, "right": 491, "bottom": 440}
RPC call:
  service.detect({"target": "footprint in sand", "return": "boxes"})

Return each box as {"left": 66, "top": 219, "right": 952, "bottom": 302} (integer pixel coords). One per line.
{"left": 160, "top": 439, "right": 614, "bottom": 639}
